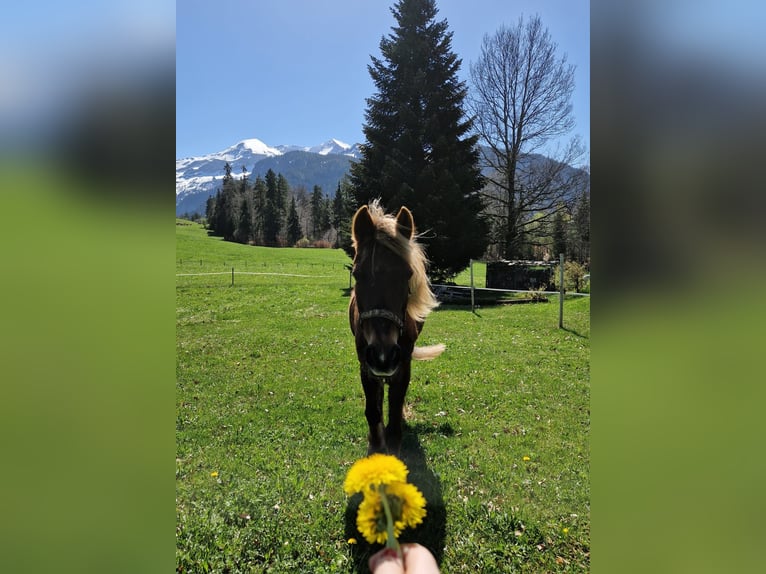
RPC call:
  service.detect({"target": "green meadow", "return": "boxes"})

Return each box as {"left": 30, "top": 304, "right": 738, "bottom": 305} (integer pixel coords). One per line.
{"left": 176, "top": 220, "right": 589, "bottom": 572}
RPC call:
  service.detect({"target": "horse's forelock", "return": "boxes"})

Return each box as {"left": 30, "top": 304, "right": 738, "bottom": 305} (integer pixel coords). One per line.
{"left": 358, "top": 200, "right": 439, "bottom": 323}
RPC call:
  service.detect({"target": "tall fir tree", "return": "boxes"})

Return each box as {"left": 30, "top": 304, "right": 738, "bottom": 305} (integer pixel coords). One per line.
{"left": 276, "top": 174, "right": 290, "bottom": 220}
{"left": 286, "top": 196, "right": 302, "bottom": 246}
{"left": 214, "top": 161, "right": 240, "bottom": 241}
{"left": 321, "top": 195, "right": 332, "bottom": 236}
{"left": 350, "top": 0, "right": 487, "bottom": 279}
{"left": 252, "top": 175, "right": 267, "bottom": 245}
{"left": 332, "top": 178, "right": 355, "bottom": 253}
{"left": 205, "top": 193, "right": 218, "bottom": 231}
{"left": 263, "top": 169, "right": 282, "bottom": 245}
{"left": 234, "top": 166, "right": 252, "bottom": 244}
{"left": 310, "top": 185, "right": 325, "bottom": 239}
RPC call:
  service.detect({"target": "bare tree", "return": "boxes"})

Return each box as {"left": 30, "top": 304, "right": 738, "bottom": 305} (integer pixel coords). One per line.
{"left": 469, "top": 15, "right": 587, "bottom": 259}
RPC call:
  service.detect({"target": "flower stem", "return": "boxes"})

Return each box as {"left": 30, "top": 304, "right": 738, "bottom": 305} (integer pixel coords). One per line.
{"left": 378, "top": 485, "right": 400, "bottom": 552}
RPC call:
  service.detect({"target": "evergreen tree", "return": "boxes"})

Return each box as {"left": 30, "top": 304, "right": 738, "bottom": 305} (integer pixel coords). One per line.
{"left": 286, "top": 196, "right": 302, "bottom": 246}
{"left": 263, "top": 169, "right": 282, "bottom": 245}
{"left": 552, "top": 208, "right": 568, "bottom": 259}
{"left": 310, "top": 185, "right": 325, "bottom": 239}
{"left": 252, "top": 175, "right": 267, "bottom": 245}
{"left": 321, "top": 195, "right": 332, "bottom": 236}
{"left": 205, "top": 193, "right": 218, "bottom": 232}
{"left": 277, "top": 173, "right": 290, "bottom": 222}
{"left": 239, "top": 164, "right": 248, "bottom": 194}
{"left": 332, "top": 178, "right": 355, "bottom": 253}
{"left": 350, "top": 0, "right": 487, "bottom": 279}
{"left": 234, "top": 166, "right": 252, "bottom": 244}
{"left": 216, "top": 162, "right": 239, "bottom": 241}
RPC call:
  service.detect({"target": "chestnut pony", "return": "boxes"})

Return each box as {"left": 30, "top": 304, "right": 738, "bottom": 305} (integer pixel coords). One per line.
{"left": 349, "top": 200, "right": 445, "bottom": 454}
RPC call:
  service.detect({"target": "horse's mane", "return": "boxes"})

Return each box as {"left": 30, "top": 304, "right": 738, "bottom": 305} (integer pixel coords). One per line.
{"left": 355, "top": 200, "right": 439, "bottom": 324}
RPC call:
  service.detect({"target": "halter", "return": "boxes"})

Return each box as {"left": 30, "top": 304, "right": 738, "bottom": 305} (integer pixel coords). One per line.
{"left": 358, "top": 308, "right": 404, "bottom": 332}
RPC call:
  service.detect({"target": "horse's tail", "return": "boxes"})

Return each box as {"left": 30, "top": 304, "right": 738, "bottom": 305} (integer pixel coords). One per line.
{"left": 412, "top": 343, "right": 446, "bottom": 361}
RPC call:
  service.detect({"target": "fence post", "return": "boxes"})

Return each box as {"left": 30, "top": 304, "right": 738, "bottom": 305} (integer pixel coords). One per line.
{"left": 231, "top": 267, "right": 234, "bottom": 286}
{"left": 470, "top": 259, "right": 475, "bottom": 313}
{"left": 559, "top": 253, "right": 565, "bottom": 329}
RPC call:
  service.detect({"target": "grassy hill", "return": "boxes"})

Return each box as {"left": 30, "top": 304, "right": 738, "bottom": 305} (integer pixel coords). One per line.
{"left": 176, "top": 221, "right": 590, "bottom": 572}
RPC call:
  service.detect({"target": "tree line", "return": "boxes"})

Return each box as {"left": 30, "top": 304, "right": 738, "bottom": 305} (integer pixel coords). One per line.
{"left": 200, "top": 0, "right": 589, "bottom": 281}
{"left": 205, "top": 163, "right": 356, "bottom": 252}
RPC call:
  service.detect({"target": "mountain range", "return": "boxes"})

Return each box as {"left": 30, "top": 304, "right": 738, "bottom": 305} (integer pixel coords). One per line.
{"left": 176, "top": 137, "right": 589, "bottom": 217}
{"left": 176, "top": 138, "right": 362, "bottom": 216}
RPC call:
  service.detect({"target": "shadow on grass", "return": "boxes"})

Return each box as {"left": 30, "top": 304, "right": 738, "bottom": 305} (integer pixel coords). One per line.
{"left": 344, "top": 426, "right": 446, "bottom": 573}
{"left": 561, "top": 325, "right": 588, "bottom": 339}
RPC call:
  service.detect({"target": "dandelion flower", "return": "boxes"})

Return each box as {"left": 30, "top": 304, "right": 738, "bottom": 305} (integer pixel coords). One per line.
{"left": 522, "top": 456, "right": 531, "bottom": 462}
{"left": 347, "top": 538, "right": 357, "bottom": 545}
{"left": 356, "top": 489, "right": 388, "bottom": 545}
{"left": 210, "top": 471, "right": 219, "bottom": 478}
{"left": 343, "top": 454, "right": 408, "bottom": 495}
{"left": 562, "top": 527, "right": 569, "bottom": 534}
{"left": 386, "top": 481, "right": 427, "bottom": 532}
{"left": 355, "top": 482, "right": 427, "bottom": 545}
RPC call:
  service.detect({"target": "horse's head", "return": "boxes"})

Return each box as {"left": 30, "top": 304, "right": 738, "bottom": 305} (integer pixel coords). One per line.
{"left": 351, "top": 203, "right": 416, "bottom": 378}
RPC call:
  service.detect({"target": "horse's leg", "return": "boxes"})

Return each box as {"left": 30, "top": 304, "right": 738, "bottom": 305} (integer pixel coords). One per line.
{"left": 385, "top": 360, "right": 411, "bottom": 455}
{"left": 361, "top": 369, "right": 386, "bottom": 454}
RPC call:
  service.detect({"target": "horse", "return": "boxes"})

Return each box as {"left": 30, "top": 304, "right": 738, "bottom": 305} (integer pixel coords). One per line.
{"left": 348, "top": 200, "right": 445, "bottom": 454}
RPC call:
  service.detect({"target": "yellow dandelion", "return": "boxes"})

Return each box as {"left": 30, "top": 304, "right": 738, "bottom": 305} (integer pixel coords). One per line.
{"left": 522, "top": 456, "right": 531, "bottom": 462}
{"left": 343, "top": 454, "right": 408, "bottom": 495}
{"left": 210, "top": 471, "right": 219, "bottom": 478}
{"left": 347, "top": 538, "right": 357, "bottom": 545}
{"left": 355, "top": 482, "right": 427, "bottom": 545}
{"left": 386, "top": 482, "right": 427, "bottom": 531}
{"left": 356, "top": 489, "right": 388, "bottom": 544}
{"left": 562, "top": 527, "right": 569, "bottom": 534}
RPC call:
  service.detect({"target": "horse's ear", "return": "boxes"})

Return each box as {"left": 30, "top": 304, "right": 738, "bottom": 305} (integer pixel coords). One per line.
{"left": 396, "top": 206, "right": 415, "bottom": 240}
{"left": 352, "top": 205, "right": 375, "bottom": 243}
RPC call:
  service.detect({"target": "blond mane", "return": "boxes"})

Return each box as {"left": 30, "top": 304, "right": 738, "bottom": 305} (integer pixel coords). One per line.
{"left": 354, "top": 200, "right": 439, "bottom": 324}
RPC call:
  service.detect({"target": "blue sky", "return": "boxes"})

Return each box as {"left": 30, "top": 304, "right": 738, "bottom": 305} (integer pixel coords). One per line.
{"left": 176, "top": 0, "right": 589, "bottom": 160}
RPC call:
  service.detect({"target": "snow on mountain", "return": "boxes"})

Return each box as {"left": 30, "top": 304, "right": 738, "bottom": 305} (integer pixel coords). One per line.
{"left": 308, "top": 138, "right": 351, "bottom": 155}
{"left": 274, "top": 138, "right": 360, "bottom": 157}
{"left": 176, "top": 137, "right": 362, "bottom": 215}
{"left": 236, "top": 138, "right": 282, "bottom": 157}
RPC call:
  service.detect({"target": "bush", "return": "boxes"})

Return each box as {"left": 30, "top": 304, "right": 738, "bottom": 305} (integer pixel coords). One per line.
{"left": 551, "top": 261, "right": 589, "bottom": 292}
{"left": 312, "top": 239, "right": 332, "bottom": 249}
{"left": 294, "top": 237, "right": 311, "bottom": 248}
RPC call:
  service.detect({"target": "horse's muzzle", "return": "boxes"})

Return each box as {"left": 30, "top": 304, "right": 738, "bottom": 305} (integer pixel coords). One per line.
{"left": 365, "top": 343, "right": 401, "bottom": 377}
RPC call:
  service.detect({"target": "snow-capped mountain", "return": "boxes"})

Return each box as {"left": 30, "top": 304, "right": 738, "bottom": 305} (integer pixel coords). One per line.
{"left": 176, "top": 137, "right": 362, "bottom": 216}
{"left": 273, "top": 138, "right": 361, "bottom": 157}
{"left": 308, "top": 138, "right": 359, "bottom": 156}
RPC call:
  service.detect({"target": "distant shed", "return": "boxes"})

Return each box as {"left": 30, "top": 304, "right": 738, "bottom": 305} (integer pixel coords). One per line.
{"left": 485, "top": 260, "right": 555, "bottom": 291}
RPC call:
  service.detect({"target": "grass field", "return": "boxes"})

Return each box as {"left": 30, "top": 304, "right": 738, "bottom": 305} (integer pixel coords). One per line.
{"left": 176, "top": 220, "right": 590, "bottom": 572}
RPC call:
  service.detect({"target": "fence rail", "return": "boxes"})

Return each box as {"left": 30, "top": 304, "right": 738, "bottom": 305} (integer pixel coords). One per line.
{"left": 176, "top": 257, "right": 587, "bottom": 327}
{"left": 176, "top": 271, "right": 333, "bottom": 279}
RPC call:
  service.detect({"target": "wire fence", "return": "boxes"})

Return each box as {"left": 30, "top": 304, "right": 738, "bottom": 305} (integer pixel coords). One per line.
{"left": 176, "top": 256, "right": 588, "bottom": 327}
{"left": 177, "top": 258, "right": 349, "bottom": 272}
{"left": 176, "top": 258, "right": 352, "bottom": 287}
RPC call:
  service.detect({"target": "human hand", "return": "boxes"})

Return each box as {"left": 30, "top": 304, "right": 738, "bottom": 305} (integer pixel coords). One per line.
{"left": 368, "top": 543, "right": 440, "bottom": 574}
